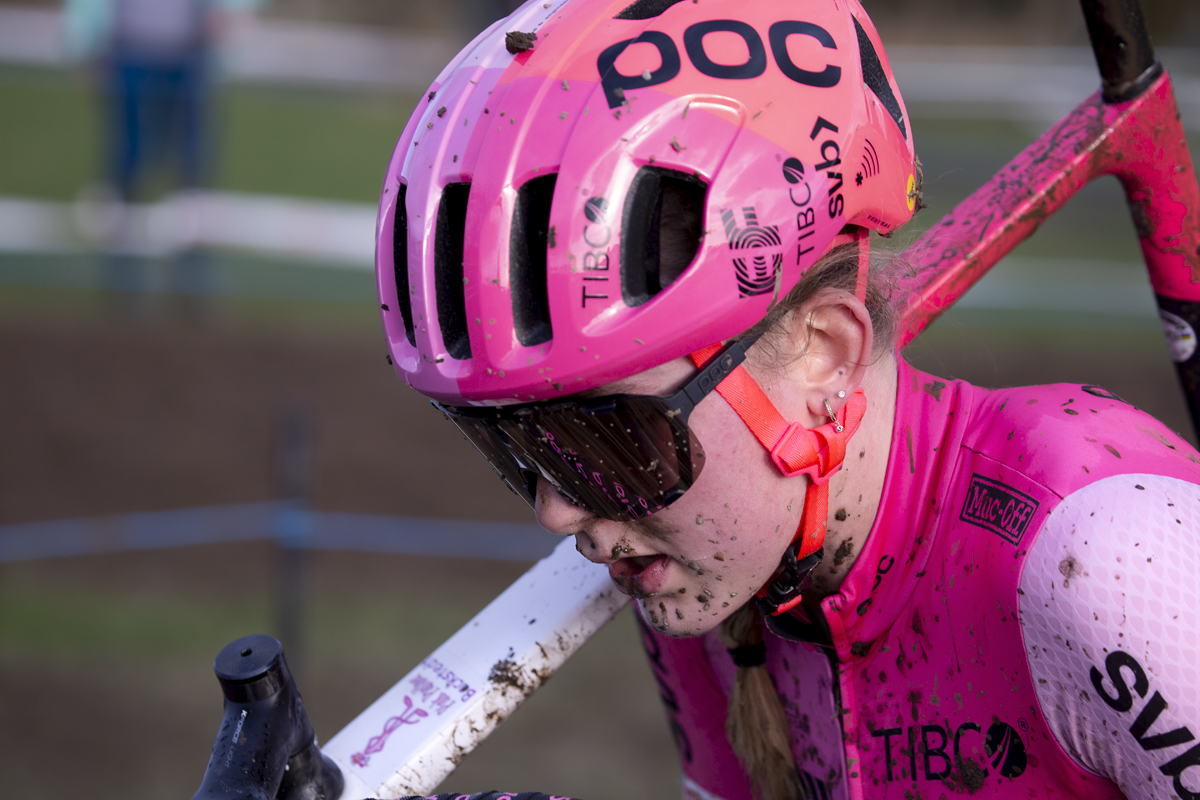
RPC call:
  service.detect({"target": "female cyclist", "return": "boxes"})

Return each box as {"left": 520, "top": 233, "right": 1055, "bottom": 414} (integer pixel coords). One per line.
{"left": 375, "top": 0, "right": 1200, "bottom": 797}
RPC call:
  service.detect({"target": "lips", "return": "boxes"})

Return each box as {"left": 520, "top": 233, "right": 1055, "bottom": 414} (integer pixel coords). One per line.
{"left": 608, "top": 554, "right": 670, "bottom": 598}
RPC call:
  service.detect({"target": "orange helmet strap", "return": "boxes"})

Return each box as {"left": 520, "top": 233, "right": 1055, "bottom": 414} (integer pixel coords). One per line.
{"left": 827, "top": 224, "right": 872, "bottom": 303}
{"left": 690, "top": 341, "right": 868, "bottom": 617}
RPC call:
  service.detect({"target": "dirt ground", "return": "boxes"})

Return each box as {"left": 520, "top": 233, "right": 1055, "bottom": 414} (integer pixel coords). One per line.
{"left": 0, "top": 308, "right": 530, "bottom": 524}
{"left": 0, "top": 301, "right": 1194, "bottom": 799}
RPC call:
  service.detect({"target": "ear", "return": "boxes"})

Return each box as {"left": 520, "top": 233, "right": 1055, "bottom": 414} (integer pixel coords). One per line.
{"left": 780, "top": 287, "right": 874, "bottom": 425}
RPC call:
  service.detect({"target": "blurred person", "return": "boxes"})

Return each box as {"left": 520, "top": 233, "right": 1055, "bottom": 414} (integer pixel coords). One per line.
{"left": 65, "top": 0, "right": 259, "bottom": 201}
{"left": 65, "top": 0, "right": 260, "bottom": 311}
{"left": 370, "top": 0, "right": 1200, "bottom": 798}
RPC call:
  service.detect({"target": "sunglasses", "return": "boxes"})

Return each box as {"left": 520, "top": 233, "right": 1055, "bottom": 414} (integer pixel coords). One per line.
{"left": 437, "top": 334, "right": 761, "bottom": 521}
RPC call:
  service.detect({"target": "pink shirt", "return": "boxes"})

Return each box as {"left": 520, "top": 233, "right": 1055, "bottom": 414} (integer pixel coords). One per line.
{"left": 642, "top": 356, "right": 1200, "bottom": 800}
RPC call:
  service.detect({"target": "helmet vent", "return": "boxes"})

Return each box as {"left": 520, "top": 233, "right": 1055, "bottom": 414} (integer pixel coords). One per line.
{"left": 853, "top": 16, "right": 907, "bottom": 141}
{"left": 391, "top": 183, "right": 417, "bottom": 346}
{"left": 620, "top": 167, "right": 707, "bottom": 307}
{"left": 435, "top": 182, "right": 473, "bottom": 360}
{"left": 510, "top": 173, "right": 557, "bottom": 347}
{"left": 614, "top": 0, "right": 684, "bottom": 20}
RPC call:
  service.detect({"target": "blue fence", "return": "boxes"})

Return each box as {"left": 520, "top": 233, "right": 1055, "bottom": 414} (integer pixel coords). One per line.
{"left": 0, "top": 502, "right": 558, "bottom": 564}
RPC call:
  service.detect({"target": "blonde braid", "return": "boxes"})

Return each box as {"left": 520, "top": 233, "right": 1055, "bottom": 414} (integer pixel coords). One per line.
{"left": 721, "top": 603, "right": 805, "bottom": 800}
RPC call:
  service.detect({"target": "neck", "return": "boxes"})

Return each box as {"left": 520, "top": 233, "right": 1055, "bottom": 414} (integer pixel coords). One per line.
{"left": 806, "top": 350, "right": 898, "bottom": 597}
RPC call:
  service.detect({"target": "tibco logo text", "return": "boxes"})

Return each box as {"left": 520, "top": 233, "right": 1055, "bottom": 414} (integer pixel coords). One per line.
{"left": 870, "top": 718, "right": 1026, "bottom": 786}
{"left": 579, "top": 197, "right": 611, "bottom": 308}
{"left": 781, "top": 112, "right": 850, "bottom": 263}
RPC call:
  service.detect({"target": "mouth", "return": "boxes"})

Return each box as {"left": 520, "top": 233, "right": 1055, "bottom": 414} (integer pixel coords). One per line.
{"left": 608, "top": 554, "right": 670, "bottom": 598}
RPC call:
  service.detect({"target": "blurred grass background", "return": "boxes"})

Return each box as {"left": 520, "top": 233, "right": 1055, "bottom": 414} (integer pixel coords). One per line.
{"left": 0, "top": 64, "right": 420, "bottom": 202}
{"left": 1, "top": 0, "right": 1198, "bottom": 798}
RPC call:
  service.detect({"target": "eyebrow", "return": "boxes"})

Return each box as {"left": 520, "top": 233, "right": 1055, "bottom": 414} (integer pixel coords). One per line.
{"left": 574, "top": 373, "right": 683, "bottom": 402}
{"left": 574, "top": 384, "right": 627, "bottom": 400}
{"left": 570, "top": 352, "right": 710, "bottom": 403}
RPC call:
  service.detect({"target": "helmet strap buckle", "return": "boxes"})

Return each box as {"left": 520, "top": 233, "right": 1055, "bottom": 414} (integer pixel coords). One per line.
{"left": 755, "top": 543, "right": 824, "bottom": 617}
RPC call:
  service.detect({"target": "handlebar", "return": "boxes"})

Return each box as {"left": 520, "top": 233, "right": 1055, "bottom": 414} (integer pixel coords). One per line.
{"left": 189, "top": 635, "right": 343, "bottom": 800}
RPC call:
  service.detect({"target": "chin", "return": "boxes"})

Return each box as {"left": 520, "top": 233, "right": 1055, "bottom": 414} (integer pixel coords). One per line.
{"left": 637, "top": 597, "right": 731, "bottom": 638}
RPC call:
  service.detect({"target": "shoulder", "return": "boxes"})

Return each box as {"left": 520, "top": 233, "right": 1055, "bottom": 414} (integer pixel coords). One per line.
{"left": 1019, "top": 474, "right": 1200, "bottom": 799}
{"left": 957, "top": 382, "right": 1200, "bottom": 495}
{"left": 1020, "top": 473, "right": 1200, "bottom": 619}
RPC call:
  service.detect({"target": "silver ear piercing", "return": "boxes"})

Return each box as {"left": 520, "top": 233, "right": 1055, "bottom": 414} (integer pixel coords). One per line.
{"left": 837, "top": 390, "right": 846, "bottom": 398}
{"left": 824, "top": 399, "right": 844, "bottom": 433}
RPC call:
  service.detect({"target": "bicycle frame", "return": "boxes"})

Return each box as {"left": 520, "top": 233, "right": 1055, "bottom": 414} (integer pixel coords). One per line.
{"left": 896, "top": 0, "right": 1200, "bottom": 435}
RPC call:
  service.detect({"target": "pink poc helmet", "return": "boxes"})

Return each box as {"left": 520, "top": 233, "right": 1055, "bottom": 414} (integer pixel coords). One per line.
{"left": 376, "top": 0, "right": 917, "bottom": 404}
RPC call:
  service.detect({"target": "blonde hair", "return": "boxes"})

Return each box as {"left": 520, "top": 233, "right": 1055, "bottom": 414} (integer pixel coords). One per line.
{"left": 721, "top": 602, "right": 802, "bottom": 800}
{"left": 742, "top": 241, "right": 899, "bottom": 364}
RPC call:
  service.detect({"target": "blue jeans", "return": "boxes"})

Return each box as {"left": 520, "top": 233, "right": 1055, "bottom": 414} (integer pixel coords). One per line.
{"left": 108, "top": 48, "right": 209, "bottom": 200}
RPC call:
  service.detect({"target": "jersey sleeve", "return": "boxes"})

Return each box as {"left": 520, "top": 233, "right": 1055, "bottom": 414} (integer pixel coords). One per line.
{"left": 1019, "top": 474, "right": 1200, "bottom": 800}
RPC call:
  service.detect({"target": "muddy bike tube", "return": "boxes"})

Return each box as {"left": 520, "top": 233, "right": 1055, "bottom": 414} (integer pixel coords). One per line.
{"left": 895, "top": 0, "right": 1200, "bottom": 437}
{"left": 320, "top": 539, "right": 628, "bottom": 799}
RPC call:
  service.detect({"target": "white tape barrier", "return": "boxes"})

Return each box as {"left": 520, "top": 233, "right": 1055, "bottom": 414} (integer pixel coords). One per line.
{"left": 886, "top": 44, "right": 1200, "bottom": 130}
{"left": 0, "top": 503, "right": 557, "bottom": 563}
{"left": 322, "top": 537, "right": 630, "bottom": 799}
{"left": 0, "top": 196, "right": 1161, "bottom": 325}
{"left": 219, "top": 17, "right": 461, "bottom": 93}
{"left": 0, "top": 191, "right": 377, "bottom": 267}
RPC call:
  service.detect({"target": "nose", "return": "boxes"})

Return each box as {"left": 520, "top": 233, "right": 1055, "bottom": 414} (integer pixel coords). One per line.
{"left": 533, "top": 477, "right": 593, "bottom": 535}
{"left": 534, "top": 479, "right": 633, "bottom": 565}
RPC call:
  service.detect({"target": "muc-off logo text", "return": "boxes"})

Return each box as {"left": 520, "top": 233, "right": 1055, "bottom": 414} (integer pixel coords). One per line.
{"left": 722, "top": 207, "right": 782, "bottom": 298}
{"left": 960, "top": 475, "right": 1039, "bottom": 545}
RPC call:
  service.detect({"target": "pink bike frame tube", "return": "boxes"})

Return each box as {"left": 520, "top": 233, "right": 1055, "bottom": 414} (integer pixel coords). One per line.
{"left": 895, "top": 68, "right": 1200, "bottom": 432}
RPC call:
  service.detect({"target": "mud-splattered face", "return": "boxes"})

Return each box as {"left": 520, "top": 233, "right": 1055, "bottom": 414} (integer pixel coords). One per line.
{"left": 534, "top": 355, "right": 805, "bottom": 636}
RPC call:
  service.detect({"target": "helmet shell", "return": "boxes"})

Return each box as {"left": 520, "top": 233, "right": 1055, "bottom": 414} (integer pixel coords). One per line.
{"left": 377, "top": 0, "right": 915, "bottom": 403}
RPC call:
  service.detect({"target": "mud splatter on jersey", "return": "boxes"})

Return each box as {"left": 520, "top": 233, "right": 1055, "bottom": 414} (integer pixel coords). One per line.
{"left": 644, "top": 357, "right": 1200, "bottom": 800}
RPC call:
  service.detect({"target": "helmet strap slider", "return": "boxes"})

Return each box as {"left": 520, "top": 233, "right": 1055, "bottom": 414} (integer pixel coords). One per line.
{"left": 854, "top": 226, "right": 870, "bottom": 302}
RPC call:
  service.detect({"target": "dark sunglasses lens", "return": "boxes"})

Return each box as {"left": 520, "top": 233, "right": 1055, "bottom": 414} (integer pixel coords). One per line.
{"left": 443, "top": 414, "right": 540, "bottom": 503}
{"left": 525, "top": 399, "right": 693, "bottom": 519}
{"left": 445, "top": 398, "right": 705, "bottom": 521}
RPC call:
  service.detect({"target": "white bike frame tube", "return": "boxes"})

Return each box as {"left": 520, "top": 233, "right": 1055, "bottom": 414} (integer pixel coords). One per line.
{"left": 322, "top": 538, "right": 629, "bottom": 799}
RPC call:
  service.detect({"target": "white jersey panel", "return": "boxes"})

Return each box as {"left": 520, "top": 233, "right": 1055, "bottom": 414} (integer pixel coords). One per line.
{"left": 1019, "top": 474, "right": 1200, "bottom": 800}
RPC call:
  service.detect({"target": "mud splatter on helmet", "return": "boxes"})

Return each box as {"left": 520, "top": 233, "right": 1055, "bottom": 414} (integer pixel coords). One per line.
{"left": 376, "top": 0, "right": 916, "bottom": 403}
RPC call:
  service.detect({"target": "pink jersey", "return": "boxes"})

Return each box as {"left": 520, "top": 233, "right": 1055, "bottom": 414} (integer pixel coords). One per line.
{"left": 641, "top": 356, "right": 1200, "bottom": 800}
